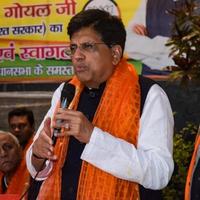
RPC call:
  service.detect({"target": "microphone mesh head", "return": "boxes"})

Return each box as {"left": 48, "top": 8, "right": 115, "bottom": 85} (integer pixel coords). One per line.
{"left": 61, "top": 83, "right": 75, "bottom": 107}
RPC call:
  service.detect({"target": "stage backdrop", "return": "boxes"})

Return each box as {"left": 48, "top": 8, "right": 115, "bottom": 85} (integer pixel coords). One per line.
{"left": 0, "top": 0, "right": 177, "bottom": 82}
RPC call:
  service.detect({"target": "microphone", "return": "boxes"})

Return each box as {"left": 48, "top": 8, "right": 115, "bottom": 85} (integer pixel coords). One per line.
{"left": 52, "top": 83, "right": 75, "bottom": 145}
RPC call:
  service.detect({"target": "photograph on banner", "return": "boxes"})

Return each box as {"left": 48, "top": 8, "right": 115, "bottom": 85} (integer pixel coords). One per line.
{"left": 124, "top": 0, "right": 192, "bottom": 78}
{"left": 0, "top": 0, "right": 184, "bottom": 82}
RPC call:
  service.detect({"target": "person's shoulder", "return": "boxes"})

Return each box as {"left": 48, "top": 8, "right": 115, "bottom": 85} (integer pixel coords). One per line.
{"left": 139, "top": 75, "right": 168, "bottom": 102}
{"left": 50, "top": 83, "right": 65, "bottom": 104}
{"left": 139, "top": 75, "right": 164, "bottom": 93}
{"left": 57, "top": 79, "right": 72, "bottom": 92}
{"left": 139, "top": 75, "right": 156, "bottom": 87}
{"left": 139, "top": 75, "right": 158, "bottom": 99}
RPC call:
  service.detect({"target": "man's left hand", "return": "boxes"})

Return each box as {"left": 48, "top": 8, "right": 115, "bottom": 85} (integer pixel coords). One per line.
{"left": 53, "top": 108, "right": 94, "bottom": 143}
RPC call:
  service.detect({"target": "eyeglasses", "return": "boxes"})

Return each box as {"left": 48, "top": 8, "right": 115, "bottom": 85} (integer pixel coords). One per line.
{"left": 65, "top": 42, "right": 110, "bottom": 56}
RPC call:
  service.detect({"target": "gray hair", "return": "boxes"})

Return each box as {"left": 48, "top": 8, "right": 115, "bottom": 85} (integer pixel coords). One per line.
{"left": 0, "top": 130, "right": 20, "bottom": 147}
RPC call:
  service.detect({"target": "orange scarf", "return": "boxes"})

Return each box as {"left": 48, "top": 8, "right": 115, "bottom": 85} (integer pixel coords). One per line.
{"left": 0, "top": 138, "right": 32, "bottom": 198}
{"left": 38, "top": 58, "right": 141, "bottom": 200}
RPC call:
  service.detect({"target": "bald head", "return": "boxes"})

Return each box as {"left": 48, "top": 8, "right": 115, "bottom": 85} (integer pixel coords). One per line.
{"left": 0, "top": 130, "right": 22, "bottom": 174}
{"left": 0, "top": 130, "right": 20, "bottom": 146}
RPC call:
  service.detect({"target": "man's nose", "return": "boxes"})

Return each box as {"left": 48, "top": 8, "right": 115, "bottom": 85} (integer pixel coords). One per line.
{"left": 73, "top": 47, "right": 85, "bottom": 60}
{"left": 13, "top": 127, "right": 20, "bottom": 131}
{"left": 10, "top": 126, "right": 21, "bottom": 133}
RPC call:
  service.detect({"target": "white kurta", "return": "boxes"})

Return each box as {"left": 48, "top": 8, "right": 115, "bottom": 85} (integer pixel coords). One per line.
{"left": 26, "top": 83, "right": 174, "bottom": 190}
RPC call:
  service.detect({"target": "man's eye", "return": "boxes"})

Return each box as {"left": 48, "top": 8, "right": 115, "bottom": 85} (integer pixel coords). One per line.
{"left": 10, "top": 123, "right": 26, "bottom": 130}
{"left": 3, "top": 143, "right": 13, "bottom": 151}
{"left": 70, "top": 45, "right": 77, "bottom": 52}
{"left": 82, "top": 43, "right": 94, "bottom": 50}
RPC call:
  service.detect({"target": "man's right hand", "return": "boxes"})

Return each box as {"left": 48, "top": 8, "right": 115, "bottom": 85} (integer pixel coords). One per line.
{"left": 31, "top": 117, "right": 57, "bottom": 171}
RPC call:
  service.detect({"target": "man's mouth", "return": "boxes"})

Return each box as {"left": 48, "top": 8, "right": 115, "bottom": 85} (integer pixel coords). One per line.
{"left": 1, "top": 161, "right": 12, "bottom": 168}
{"left": 75, "top": 64, "right": 87, "bottom": 73}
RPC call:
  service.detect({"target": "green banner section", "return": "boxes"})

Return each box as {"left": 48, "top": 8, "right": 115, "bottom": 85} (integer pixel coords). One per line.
{"left": 0, "top": 56, "right": 73, "bottom": 81}
{"left": 0, "top": 56, "right": 142, "bottom": 81}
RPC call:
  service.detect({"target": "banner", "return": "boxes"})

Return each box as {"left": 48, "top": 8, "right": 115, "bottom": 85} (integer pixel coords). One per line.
{"left": 0, "top": 0, "right": 141, "bottom": 82}
{"left": 1, "top": 0, "right": 180, "bottom": 82}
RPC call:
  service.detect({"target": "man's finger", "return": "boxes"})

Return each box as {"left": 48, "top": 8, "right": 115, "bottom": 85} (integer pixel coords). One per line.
{"left": 43, "top": 117, "right": 52, "bottom": 138}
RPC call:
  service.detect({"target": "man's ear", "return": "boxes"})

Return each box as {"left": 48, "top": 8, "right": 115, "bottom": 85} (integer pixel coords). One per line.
{"left": 111, "top": 45, "right": 122, "bottom": 65}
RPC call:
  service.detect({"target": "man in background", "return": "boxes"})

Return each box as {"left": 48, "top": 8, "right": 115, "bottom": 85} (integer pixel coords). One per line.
{"left": 8, "top": 107, "right": 35, "bottom": 149}
{"left": 0, "top": 130, "right": 30, "bottom": 197}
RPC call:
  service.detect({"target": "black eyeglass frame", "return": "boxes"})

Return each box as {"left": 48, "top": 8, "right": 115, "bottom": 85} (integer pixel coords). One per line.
{"left": 64, "top": 42, "right": 114, "bottom": 56}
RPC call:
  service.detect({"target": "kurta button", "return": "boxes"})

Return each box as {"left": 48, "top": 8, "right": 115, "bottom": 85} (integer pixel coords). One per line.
{"left": 89, "top": 91, "right": 96, "bottom": 98}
